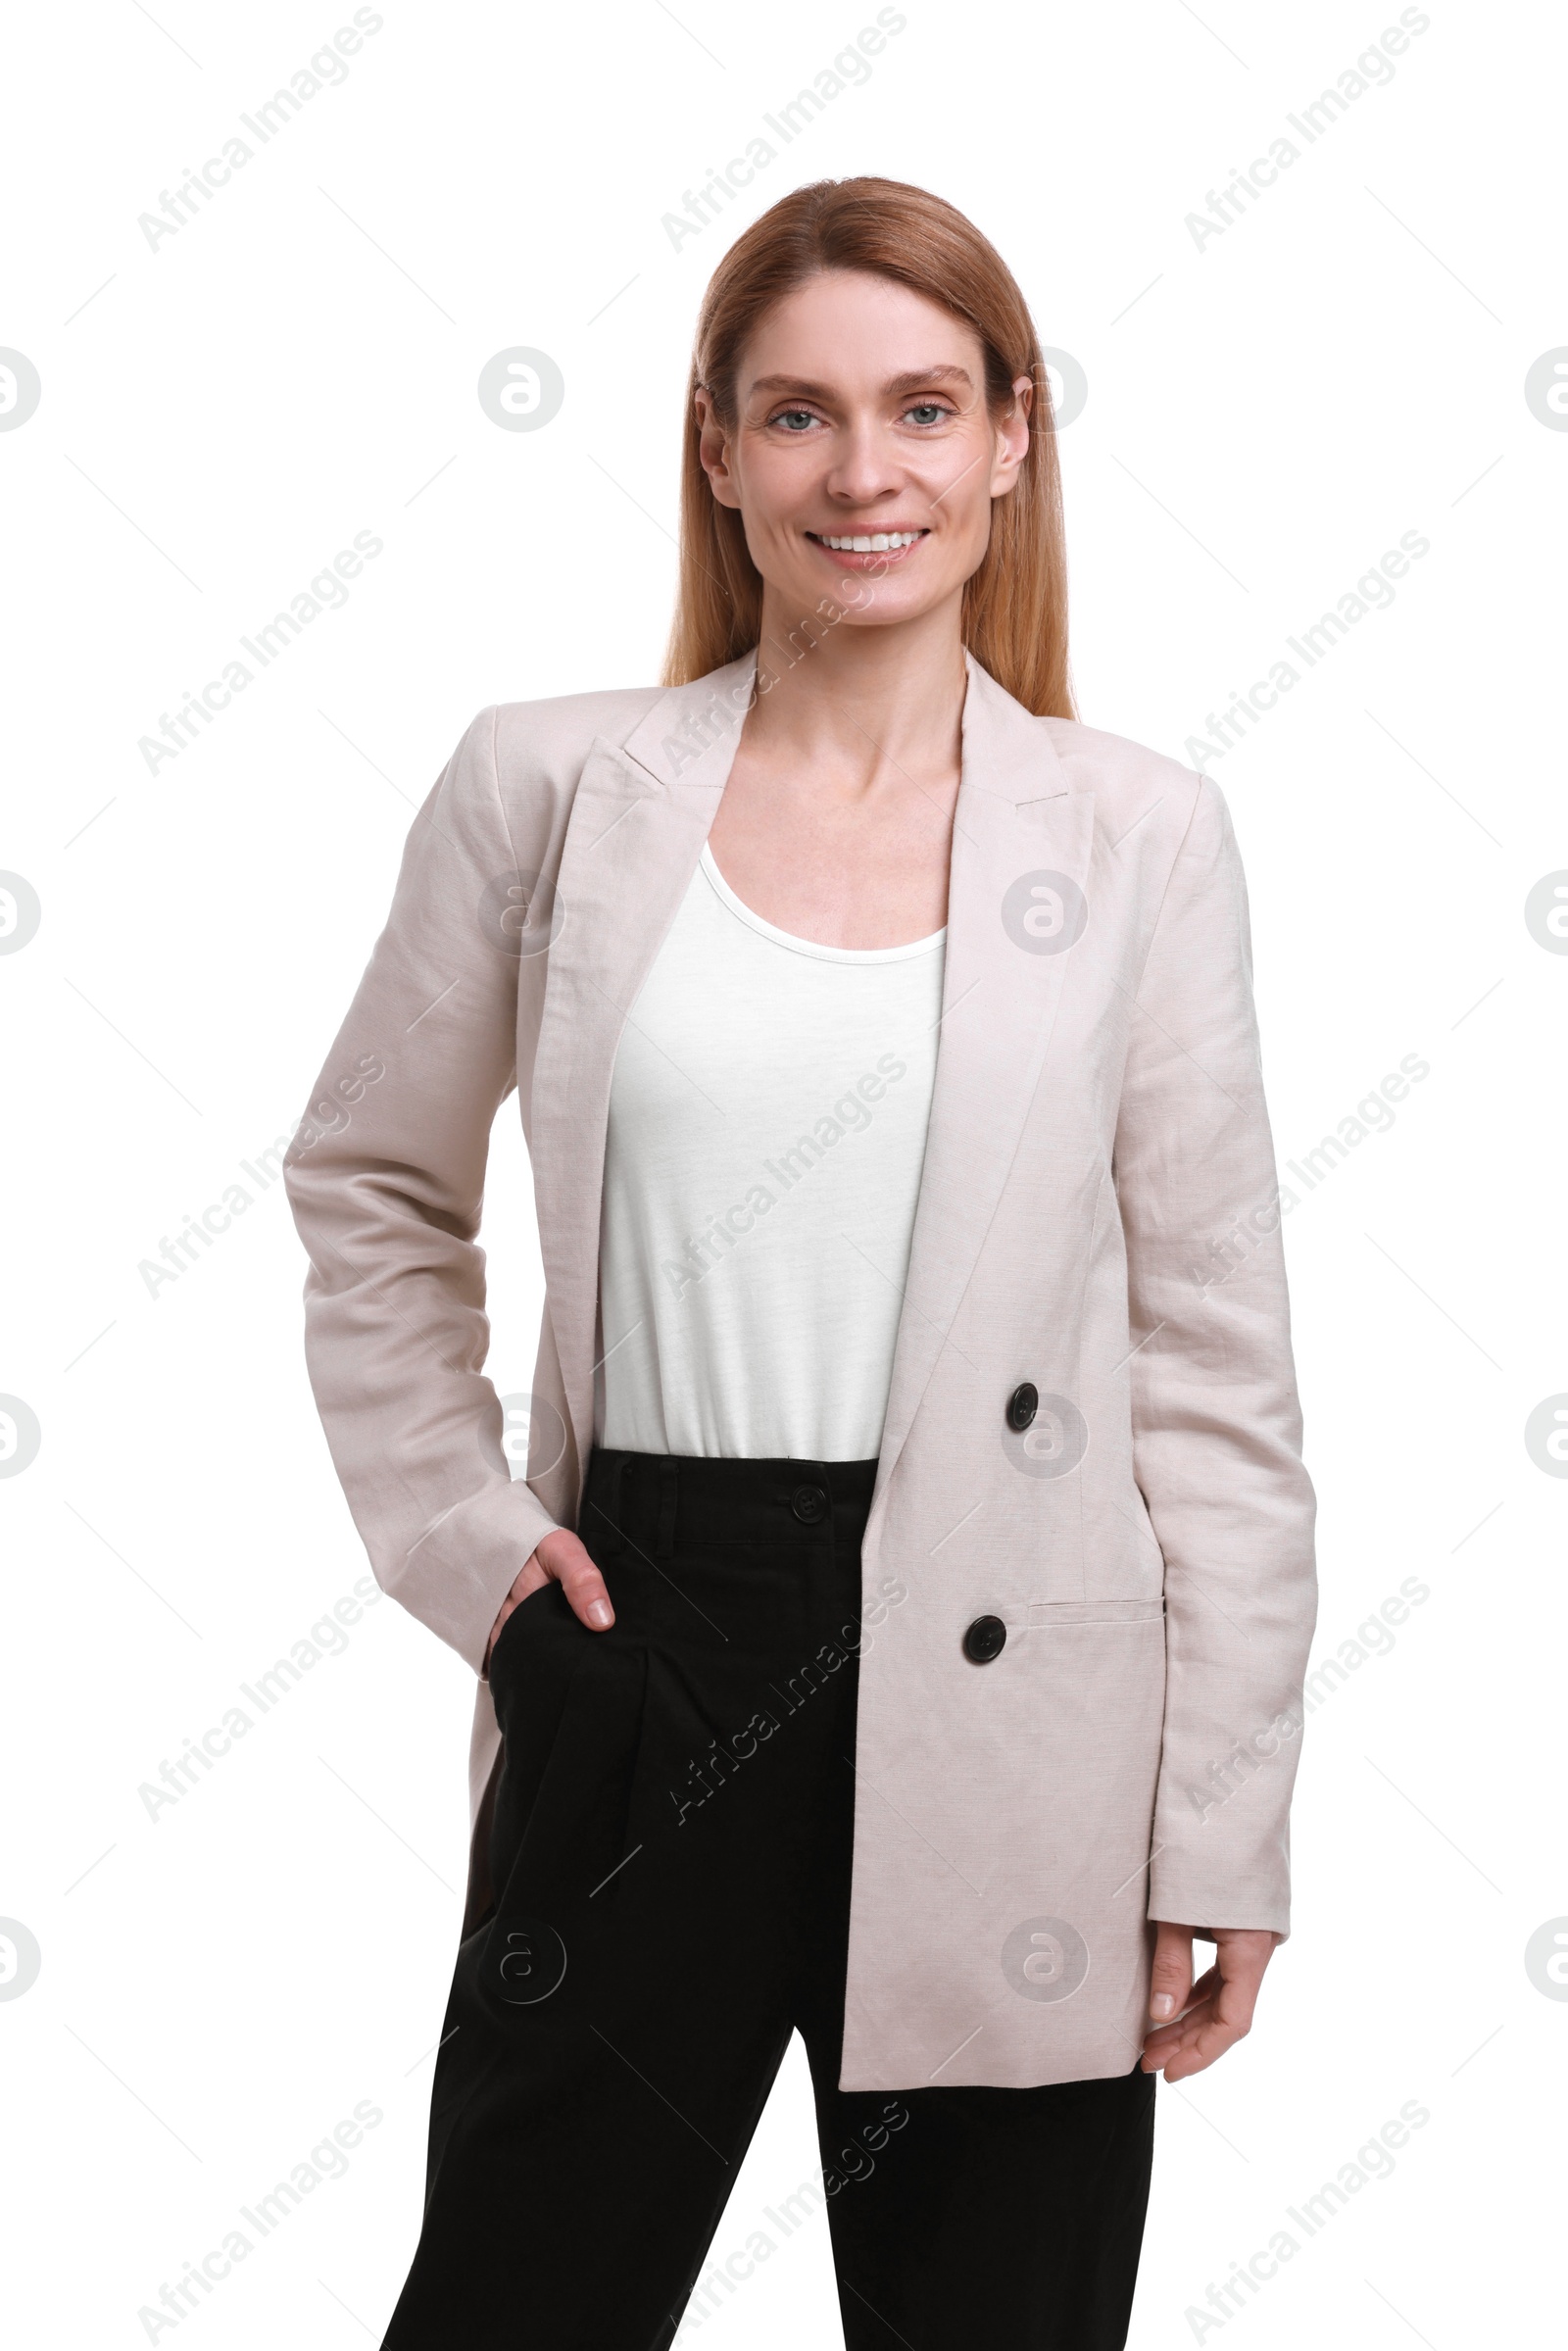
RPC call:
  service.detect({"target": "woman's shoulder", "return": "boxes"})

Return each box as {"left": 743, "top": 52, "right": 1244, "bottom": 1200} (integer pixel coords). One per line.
{"left": 1038, "top": 718, "right": 1259, "bottom": 935}
{"left": 1039, "top": 714, "right": 1230, "bottom": 868}
{"left": 968, "top": 661, "right": 1216, "bottom": 839}
{"left": 488, "top": 681, "right": 668, "bottom": 782}
{"left": 1041, "top": 712, "right": 1209, "bottom": 802}
{"left": 421, "top": 686, "right": 673, "bottom": 861}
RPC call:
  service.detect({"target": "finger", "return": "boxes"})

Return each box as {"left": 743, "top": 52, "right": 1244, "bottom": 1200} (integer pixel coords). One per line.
{"left": 1143, "top": 1997, "right": 1219, "bottom": 2077}
{"left": 1140, "top": 1961, "right": 1220, "bottom": 2065}
{"left": 1142, "top": 1960, "right": 1206, "bottom": 2071}
{"left": 1162, "top": 2006, "right": 1246, "bottom": 2082}
{"left": 1208, "top": 1954, "right": 1267, "bottom": 2042}
{"left": 1149, "top": 1922, "right": 1194, "bottom": 2024}
{"left": 1140, "top": 2022, "right": 1182, "bottom": 2070}
{"left": 1152, "top": 1964, "right": 1260, "bottom": 2082}
{"left": 538, "top": 1529, "right": 615, "bottom": 1631}
{"left": 1142, "top": 1976, "right": 1226, "bottom": 2069}
{"left": 1142, "top": 1988, "right": 1213, "bottom": 2060}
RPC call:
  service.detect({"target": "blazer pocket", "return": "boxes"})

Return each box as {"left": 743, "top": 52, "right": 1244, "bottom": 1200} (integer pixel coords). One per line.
{"left": 1027, "top": 1597, "right": 1165, "bottom": 1627}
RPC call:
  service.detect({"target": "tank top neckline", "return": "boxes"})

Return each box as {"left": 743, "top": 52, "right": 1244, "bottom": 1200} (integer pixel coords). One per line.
{"left": 699, "top": 842, "right": 946, "bottom": 966}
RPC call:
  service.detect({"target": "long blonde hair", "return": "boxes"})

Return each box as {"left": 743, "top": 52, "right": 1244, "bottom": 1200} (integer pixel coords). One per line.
{"left": 663, "top": 175, "right": 1074, "bottom": 719}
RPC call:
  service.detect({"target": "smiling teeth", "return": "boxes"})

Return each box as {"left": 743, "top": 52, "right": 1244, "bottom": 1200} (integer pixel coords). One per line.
{"left": 817, "top": 530, "right": 925, "bottom": 552}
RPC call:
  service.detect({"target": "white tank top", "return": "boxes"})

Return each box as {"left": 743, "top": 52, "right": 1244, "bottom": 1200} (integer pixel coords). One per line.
{"left": 595, "top": 842, "right": 945, "bottom": 1460}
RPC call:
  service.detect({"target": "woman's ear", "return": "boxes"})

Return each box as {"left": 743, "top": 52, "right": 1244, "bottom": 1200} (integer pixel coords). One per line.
{"left": 695, "top": 385, "right": 743, "bottom": 511}
{"left": 991, "top": 372, "right": 1034, "bottom": 497}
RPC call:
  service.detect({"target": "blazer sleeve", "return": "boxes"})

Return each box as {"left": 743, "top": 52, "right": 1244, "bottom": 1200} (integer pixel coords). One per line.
{"left": 282, "top": 707, "right": 560, "bottom": 1674}
{"left": 1113, "top": 771, "right": 1317, "bottom": 1935}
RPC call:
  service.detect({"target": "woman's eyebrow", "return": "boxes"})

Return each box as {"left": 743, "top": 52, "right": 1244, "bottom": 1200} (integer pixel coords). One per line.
{"left": 747, "top": 363, "right": 976, "bottom": 401}
{"left": 748, "top": 374, "right": 834, "bottom": 400}
{"left": 883, "top": 365, "right": 974, "bottom": 396}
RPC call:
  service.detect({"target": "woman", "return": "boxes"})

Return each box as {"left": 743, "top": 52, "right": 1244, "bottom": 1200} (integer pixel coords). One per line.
{"left": 285, "top": 177, "right": 1316, "bottom": 2350}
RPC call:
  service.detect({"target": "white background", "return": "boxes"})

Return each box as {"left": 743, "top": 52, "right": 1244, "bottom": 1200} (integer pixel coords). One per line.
{"left": 3, "top": 0, "right": 1565, "bottom": 2343}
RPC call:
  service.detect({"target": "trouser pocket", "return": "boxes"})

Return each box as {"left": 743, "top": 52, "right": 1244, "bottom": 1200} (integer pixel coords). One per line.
{"left": 478, "top": 1590, "right": 652, "bottom": 2027}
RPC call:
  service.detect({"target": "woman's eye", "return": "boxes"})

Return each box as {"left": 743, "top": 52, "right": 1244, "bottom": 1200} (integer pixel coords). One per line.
{"left": 904, "top": 402, "right": 949, "bottom": 426}
{"left": 772, "top": 409, "right": 817, "bottom": 431}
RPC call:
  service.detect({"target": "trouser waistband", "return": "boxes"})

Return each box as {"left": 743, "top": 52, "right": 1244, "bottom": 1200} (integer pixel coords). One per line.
{"left": 580, "top": 1446, "right": 879, "bottom": 1562}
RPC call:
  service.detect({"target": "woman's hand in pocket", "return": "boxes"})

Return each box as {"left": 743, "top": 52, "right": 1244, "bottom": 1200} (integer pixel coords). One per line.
{"left": 484, "top": 1527, "right": 615, "bottom": 1673}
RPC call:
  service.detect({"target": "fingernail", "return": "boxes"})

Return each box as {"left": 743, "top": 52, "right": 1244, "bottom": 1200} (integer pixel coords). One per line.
{"left": 587, "top": 1598, "right": 612, "bottom": 1630}
{"left": 1151, "top": 1992, "right": 1175, "bottom": 2019}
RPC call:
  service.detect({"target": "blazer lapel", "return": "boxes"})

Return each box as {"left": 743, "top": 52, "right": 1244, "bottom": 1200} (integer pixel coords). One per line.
{"left": 529, "top": 654, "right": 759, "bottom": 1483}
{"left": 871, "top": 657, "right": 1095, "bottom": 1511}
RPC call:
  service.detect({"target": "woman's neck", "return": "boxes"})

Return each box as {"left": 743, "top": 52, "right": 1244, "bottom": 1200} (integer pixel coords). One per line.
{"left": 746, "top": 584, "right": 968, "bottom": 798}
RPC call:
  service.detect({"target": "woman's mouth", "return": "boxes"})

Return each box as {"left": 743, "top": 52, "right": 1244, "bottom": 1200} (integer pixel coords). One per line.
{"left": 805, "top": 527, "right": 929, "bottom": 568}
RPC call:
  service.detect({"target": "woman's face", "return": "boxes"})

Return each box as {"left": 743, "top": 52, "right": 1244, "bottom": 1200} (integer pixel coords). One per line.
{"left": 697, "top": 269, "right": 1031, "bottom": 637}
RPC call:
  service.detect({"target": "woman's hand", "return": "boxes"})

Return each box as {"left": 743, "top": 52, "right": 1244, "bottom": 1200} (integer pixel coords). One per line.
{"left": 483, "top": 1527, "right": 615, "bottom": 1673}
{"left": 1140, "top": 1923, "right": 1279, "bottom": 2081}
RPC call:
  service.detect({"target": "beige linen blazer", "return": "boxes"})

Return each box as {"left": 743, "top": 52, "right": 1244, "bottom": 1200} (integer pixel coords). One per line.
{"left": 284, "top": 649, "right": 1316, "bottom": 2092}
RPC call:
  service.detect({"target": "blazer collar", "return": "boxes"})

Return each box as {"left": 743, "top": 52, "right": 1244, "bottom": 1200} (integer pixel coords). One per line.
{"left": 954, "top": 649, "right": 1075, "bottom": 804}
{"left": 614, "top": 649, "right": 760, "bottom": 793}
{"left": 612, "top": 647, "right": 1074, "bottom": 808}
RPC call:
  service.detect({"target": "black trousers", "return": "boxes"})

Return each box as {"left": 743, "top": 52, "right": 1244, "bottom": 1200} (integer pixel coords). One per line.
{"left": 382, "top": 1449, "right": 1154, "bottom": 2349}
